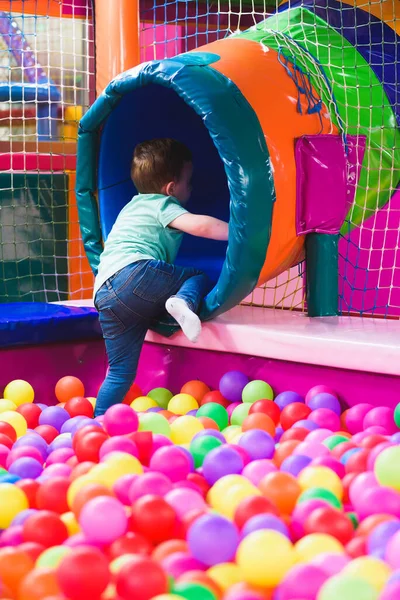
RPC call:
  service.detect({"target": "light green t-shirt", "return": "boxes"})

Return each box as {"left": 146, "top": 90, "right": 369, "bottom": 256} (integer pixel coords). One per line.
{"left": 93, "top": 194, "right": 188, "bottom": 296}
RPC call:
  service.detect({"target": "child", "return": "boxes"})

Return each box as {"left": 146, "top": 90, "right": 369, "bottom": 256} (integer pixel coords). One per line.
{"left": 93, "top": 138, "right": 229, "bottom": 416}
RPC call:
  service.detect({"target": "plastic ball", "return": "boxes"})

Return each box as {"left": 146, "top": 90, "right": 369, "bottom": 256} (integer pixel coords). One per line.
{"left": 188, "top": 513, "right": 239, "bottom": 566}
{"left": 4, "top": 379, "right": 34, "bottom": 406}
{"left": 64, "top": 396, "right": 94, "bottom": 418}
{"left": 297, "top": 487, "right": 342, "bottom": 510}
{"left": 306, "top": 385, "right": 337, "bottom": 404}
{"left": 259, "top": 472, "right": 301, "bottom": 515}
{"left": 148, "top": 387, "right": 174, "bottom": 409}
{"left": 190, "top": 434, "right": 223, "bottom": 468}
{"left": 15, "top": 404, "right": 41, "bottom": 430}
{"left": 0, "top": 398, "right": 17, "bottom": 413}
{"left": 234, "top": 494, "right": 279, "bottom": 528}
{"left": 230, "top": 403, "right": 251, "bottom": 425}
{"left": 197, "top": 403, "right": 229, "bottom": 431}
{"left": 116, "top": 555, "right": 169, "bottom": 600}
{"left": 0, "top": 483, "right": 28, "bottom": 528}
{"left": 219, "top": 371, "right": 250, "bottom": 403}
{"left": 35, "top": 476, "right": 69, "bottom": 513}
{"left": 0, "top": 547, "right": 34, "bottom": 595}
{"left": 130, "top": 396, "right": 158, "bottom": 412}
{"left": 385, "top": 530, "right": 400, "bottom": 569}
{"left": 203, "top": 445, "right": 244, "bottom": 485}
{"left": 207, "top": 562, "right": 242, "bottom": 591}
{"left": 364, "top": 407, "right": 396, "bottom": 435}
{"left": 55, "top": 376, "right": 85, "bottom": 403}
{"left": 150, "top": 446, "right": 192, "bottom": 482}
{"left": 23, "top": 510, "right": 68, "bottom": 547}
{"left": 169, "top": 415, "right": 203, "bottom": 444}
{"left": 103, "top": 404, "right": 139, "bottom": 436}
{"left": 173, "top": 582, "right": 218, "bottom": 600}
{"left": 79, "top": 496, "right": 127, "bottom": 544}
{"left": 242, "top": 380, "right": 273, "bottom": 403}
{"left": 307, "top": 393, "right": 341, "bottom": 415}
{"left": 375, "top": 446, "right": 400, "bottom": 490}
{"left": 36, "top": 545, "right": 71, "bottom": 569}
{"left": 181, "top": 381, "right": 210, "bottom": 403}
{"left": 201, "top": 390, "right": 230, "bottom": 408}
{"left": 242, "top": 459, "right": 277, "bottom": 485}
{"left": 295, "top": 533, "right": 344, "bottom": 562}
{"left": 242, "top": 513, "right": 289, "bottom": 539}
{"left": 319, "top": 575, "right": 379, "bottom": 600}
{"left": 298, "top": 465, "right": 343, "bottom": 500}
{"left": 16, "top": 566, "right": 62, "bottom": 600}
{"left": 343, "top": 556, "right": 391, "bottom": 591}
{"left": 241, "top": 413, "right": 276, "bottom": 436}
{"left": 130, "top": 494, "right": 177, "bottom": 543}
{"left": 304, "top": 506, "right": 354, "bottom": 544}
{"left": 168, "top": 393, "right": 199, "bottom": 415}
{"left": 56, "top": 546, "right": 111, "bottom": 600}
{"left": 281, "top": 454, "right": 312, "bottom": 477}
{"left": 238, "top": 429, "right": 275, "bottom": 460}
{"left": 249, "top": 399, "right": 280, "bottom": 424}
{"left": 236, "top": 529, "right": 295, "bottom": 587}
{"left": 0, "top": 410, "right": 27, "bottom": 438}
{"left": 281, "top": 403, "right": 311, "bottom": 430}
{"left": 276, "top": 563, "right": 328, "bottom": 600}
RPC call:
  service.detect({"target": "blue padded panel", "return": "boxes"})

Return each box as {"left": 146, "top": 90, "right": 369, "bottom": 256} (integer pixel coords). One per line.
{"left": 98, "top": 83, "right": 230, "bottom": 283}
{"left": 0, "top": 303, "right": 102, "bottom": 349}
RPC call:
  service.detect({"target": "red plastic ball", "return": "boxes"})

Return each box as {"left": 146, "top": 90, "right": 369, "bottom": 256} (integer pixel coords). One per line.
{"left": 74, "top": 430, "right": 109, "bottom": 463}
{"left": 108, "top": 532, "right": 153, "bottom": 560}
{"left": 18, "top": 542, "right": 46, "bottom": 562}
{"left": 304, "top": 507, "right": 354, "bottom": 545}
{"left": 280, "top": 427, "right": 309, "bottom": 443}
{"left": 249, "top": 400, "right": 281, "bottom": 425}
{"left": 0, "top": 433, "right": 13, "bottom": 450}
{"left": 16, "top": 404, "right": 42, "bottom": 429}
{"left": 123, "top": 382, "right": 143, "bottom": 405}
{"left": 342, "top": 472, "right": 358, "bottom": 504}
{"left": 23, "top": 510, "right": 68, "bottom": 547}
{"left": 36, "top": 477, "right": 70, "bottom": 514}
{"left": 65, "top": 396, "right": 94, "bottom": 418}
{"left": 55, "top": 376, "right": 85, "bottom": 403}
{"left": 346, "top": 535, "right": 366, "bottom": 558}
{"left": 199, "top": 391, "right": 229, "bottom": 408}
{"left": 234, "top": 494, "right": 279, "bottom": 529}
{"left": 15, "top": 479, "right": 41, "bottom": 508}
{"left": 187, "top": 473, "right": 210, "bottom": 498}
{"left": 130, "top": 495, "right": 177, "bottom": 544}
{"left": 56, "top": 546, "right": 111, "bottom": 600}
{"left": 35, "top": 425, "right": 59, "bottom": 444}
{"left": 280, "top": 403, "right": 311, "bottom": 430}
{"left": 72, "top": 425, "right": 104, "bottom": 452}
{"left": 345, "top": 448, "right": 370, "bottom": 474}
{"left": 116, "top": 556, "right": 169, "bottom": 600}
{"left": 359, "top": 434, "right": 388, "bottom": 450}
{"left": 0, "top": 421, "right": 17, "bottom": 442}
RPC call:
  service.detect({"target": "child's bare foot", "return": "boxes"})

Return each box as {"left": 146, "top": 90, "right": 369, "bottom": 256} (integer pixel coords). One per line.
{"left": 165, "top": 297, "right": 201, "bottom": 343}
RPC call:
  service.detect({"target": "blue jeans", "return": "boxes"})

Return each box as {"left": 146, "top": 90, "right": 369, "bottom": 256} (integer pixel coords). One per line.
{"left": 94, "top": 259, "right": 210, "bottom": 416}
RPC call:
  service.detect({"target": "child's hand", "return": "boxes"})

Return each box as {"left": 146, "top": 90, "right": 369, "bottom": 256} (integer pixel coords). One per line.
{"left": 169, "top": 214, "right": 229, "bottom": 241}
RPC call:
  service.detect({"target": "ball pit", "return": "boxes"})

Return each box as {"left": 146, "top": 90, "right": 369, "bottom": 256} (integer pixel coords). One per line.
{"left": 0, "top": 374, "right": 400, "bottom": 598}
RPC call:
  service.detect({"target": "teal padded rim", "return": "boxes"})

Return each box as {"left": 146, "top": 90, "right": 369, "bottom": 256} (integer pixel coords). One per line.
{"left": 76, "top": 53, "right": 275, "bottom": 335}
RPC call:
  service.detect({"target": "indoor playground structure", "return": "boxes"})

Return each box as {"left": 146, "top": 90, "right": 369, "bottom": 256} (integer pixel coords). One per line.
{"left": 0, "top": 0, "right": 400, "bottom": 599}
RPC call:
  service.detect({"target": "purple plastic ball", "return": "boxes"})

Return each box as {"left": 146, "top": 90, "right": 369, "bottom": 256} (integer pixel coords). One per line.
{"left": 39, "top": 406, "right": 70, "bottom": 431}
{"left": 275, "top": 426, "right": 284, "bottom": 443}
{"left": 293, "top": 419, "right": 320, "bottom": 431}
{"left": 8, "top": 457, "right": 43, "bottom": 479}
{"left": 48, "top": 434, "right": 72, "bottom": 452}
{"left": 14, "top": 434, "right": 48, "bottom": 458}
{"left": 202, "top": 446, "right": 243, "bottom": 485}
{"left": 307, "top": 393, "right": 341, "bottom": 416}
{"left": 219, "top": 371, "right": 250, "bottom": 403}
{"left": 11, "top": 508, "right": 38, "bottom": 526}
{"left": 238, "top": 430, "right": 275, "bottom": 460}
{"left": 368, "top": 521, "right": 400, "bottom": 556}
{"left": 188, "top": 513, "right": 239, "bottom": 566}
{"left": 242, "top": 514, "right": 289, "bottom": 538}
{"left": 281, "top": 454, "right": 312, "bottom": 476}
{"left": 275, "top": 391, "right": 304, "bottom": 411}
{"left": 193, "top": 429, "right": 226, "bottom": 443}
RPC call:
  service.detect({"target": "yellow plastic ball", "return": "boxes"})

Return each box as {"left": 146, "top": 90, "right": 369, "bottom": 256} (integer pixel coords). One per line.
{"left": 0, "top": 410, "right": 27, "bottom": 438}
{"left": 86, "top": 396, "right": 96, "bottom": 408}
{"left": 130, "top": 396, "right": 158, "bottom": 412}
{"left": 298, "top": 465, "right": 343, "bottom": 500}
{"left": 61, "top": 511, "right": 80, "bottom": 536}
{"left": 343, "top": 557, "right": 391, "bottom": 591}
{"left": 208, "top": 475, "right": 260, "bottom": 519}
{"left": 236, "top": 530, "right": 296, "bottom": 587}
{"left": 207, "top": 563, "right": 243, "bottom": 591}
{"left": 295, "top": 533, "right": 344, "bottom": 562}
{"left": 0, "top": 483, "right": 29, "bottom": 528}
{"left": 222, "top": 425, "right": 242, "bottom": 443}
{"left": 3, "top": 379, "right": 34, "bottom": 406}
{"left": 0, "top": 399, "right": 17, "bottom": 413}
{"left": 168, "top": 393, "right": 199, "bottom": 415}
{"left": 170, "top": 415, "right": 204, "bottom": 444}
{"left": 67, "top": 474, "right": 99, "bottom": 508}
{"left": 36, "top": 545, "right": 71, "bottom": 569}
{"left": 91, "top": 452, "right": 143, "bottom": 487}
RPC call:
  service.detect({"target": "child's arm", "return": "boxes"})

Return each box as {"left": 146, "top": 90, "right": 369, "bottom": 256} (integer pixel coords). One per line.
{"left": 169, "top": 214, "right": 229, "bottom": 241}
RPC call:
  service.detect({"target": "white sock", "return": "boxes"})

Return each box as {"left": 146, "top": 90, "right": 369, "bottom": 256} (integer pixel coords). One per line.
{"left": 165, "top": 297, "right": 202, "bottom": 343}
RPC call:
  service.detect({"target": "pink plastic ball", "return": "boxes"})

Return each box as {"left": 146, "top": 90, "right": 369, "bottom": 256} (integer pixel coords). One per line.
{"left": 7, "top": 446, "right": 45, "bottom": 468}
{"left": 0, "top": 444, "right": 9, "bottom": 468}
{"left": 363, "top": 407, "right": 397, "bottom": 435}
{"left": 309, "top": 408, "right": 341, "bottom": 432}
{"left": 380, "top": 582, "right": 400, "bottom": 600}
{"left": 364, "top": 426, "right": 389, "bottom": 435}
{"left": 226, "top": 402, "right": 240, "bottom": 418}
{"left": 0, "top": 525, "right": 23, "bottom": 547}
{"left": 357, "top": 486, "right": 400, "bottom": 520}
{"left": 311, "top": 456, "right": 345, "bottom": 479}
{"left": 276, "top": 564, "right": 328, "bottom": 600}
{"left": 41, "top": 463, "right": 72, "bottom": 479}
{"left": 149, "top": 446, "right": 192, "bottom": 483}
{"left": 151, "top": 434, "right": 173, "bottom": 455}
{"left": 164, "top": 488, "right": 206, "bottom": 519}
{"left": 129, "top": 472, "right": 172, "bottom": 502}
{"left": 79, "top": 496, "right": 128, "bottom": 545}
{"left": 291, "top": 499, "right": 329, "bottom": 540}
{"left": 46, "top": 447, "right": 75, "bottom": 465}
{"left": 293, "top": 441, "right": 329, "bottom": 460}
{"left": 306, "top": 429, "right": 332, "bottom": 443}
{"left": 161, "top": 552, "right": 206, "bottom": 578}
{"left": 99, "top": 436, "right": 138, "bottom": 460}
{"left": 305, "top": 386, "right": 337, "bottom": 405}
{"left": 349, "top": 472, "right": 378, "bottom": 507}
{"left": 103, "top": 404, "right": 139, "bottom": 436}
{"left": 345, "top": 403, "right": 373, "bottom": 434}
{"left": 310, "top": 552, "right": 350, "bottom": 576}
{"left": 113, "top": 474, "right": 138, "bottom": 505}
{"left": 386, "top": 530, "right": 400, "bottom": 568}
{"left": 242, "top": 459, "right": 277, "bottom": 485}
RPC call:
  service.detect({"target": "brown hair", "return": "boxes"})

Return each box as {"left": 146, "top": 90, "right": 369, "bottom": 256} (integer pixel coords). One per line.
{"left": 131, "top": 138, "right": 192, "bottom": 194}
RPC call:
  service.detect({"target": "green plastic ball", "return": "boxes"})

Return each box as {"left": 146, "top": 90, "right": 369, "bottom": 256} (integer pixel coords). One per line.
{"left": 242, "top": 380, "right": 273, "bottom": 403}
{"left": 394, "top": 403, "right": 400, "bottom": 428}
{"left": 375, "top": 445, "right": 400, "bottom": 490}
{"left": 346, "top": 511, "right": 359, "bottom": 530}
{"left": 148, "top": 387, "right": 173, "bottom": 409}
{"left": 323, "top": 434, "right": 350, "bottom": 450}
{"left": 297, "top": 487, "right": 342, "bottom": 510}
{"left": 173, "top": 582, "right": 217, "bottom": 600}
{"left": 230, "top": 403, "right": 251, "bottom": 426}
{"left": 318, "top": 575, "right": 378, "bottom": 600}
{"left": 138, "top": 412, "right": 171, "bottom": 437}
{"left": 190, "top": 435, "right": 223, "bottom": 468}
{"left": 196, "top": 403, "right": 228, "bottom": 430}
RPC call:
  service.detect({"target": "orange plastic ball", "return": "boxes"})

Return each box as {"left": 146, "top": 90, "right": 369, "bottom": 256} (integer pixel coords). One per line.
{"left": 71, "top": 483, "right": 115, "bottom": 518}
{"left": 273, "top": 440, "right": 301, "bottom": 467}
{"left": 181, "top": 381, "right": 210, "bottom": 403}
{"left": 242, "top": 413, "right": 276, "bottom": 436}
{"left": 198, "top": 416, "right": 219, "bottom": 431}
{"left": 0, "top": 548, "right": 34, "bottom": 595}
{"left": 55, "top": 376, "right": 85, "bottom": 403}
{"left": 152, "top": 539, "right": 189, "bottom": 562}
{"left": 18, "top": 568, "right": 61, "bottom": 600}
{"left": 259, "top": 471, "right": 301, "bottom": 515}
{"left": 70, "top": 461, "right": 97, "bottom": 481}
